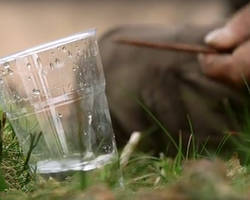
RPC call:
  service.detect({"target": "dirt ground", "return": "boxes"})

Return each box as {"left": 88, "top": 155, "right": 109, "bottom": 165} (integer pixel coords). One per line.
{"left": 0, "top": 0, "right": 229, "bottom": 58}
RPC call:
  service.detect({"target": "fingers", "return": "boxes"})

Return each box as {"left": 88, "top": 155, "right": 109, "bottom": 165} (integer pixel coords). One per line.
{"left": 198, "top": 54, "right": 237, "bottom": 85}
{"left": 205, "top": 4, "right": 250, "bottom": 49}
{"left": 199, "top": 40, "right": 250, "bottom": 86}
{"left": 200, "top": 4, "right": 250, "bottom": 86}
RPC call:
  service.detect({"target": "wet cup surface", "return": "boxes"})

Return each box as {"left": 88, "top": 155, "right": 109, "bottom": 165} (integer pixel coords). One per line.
{"left": 0, "top": 30, "right": 117, "bottom": 174}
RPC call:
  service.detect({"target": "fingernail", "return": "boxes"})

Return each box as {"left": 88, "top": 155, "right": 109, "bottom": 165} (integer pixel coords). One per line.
{"left": 205, "top": 28, "right": 222, "bottom": 44}
{"left": 205, "top": 27, "right": 232, "bottom": 45}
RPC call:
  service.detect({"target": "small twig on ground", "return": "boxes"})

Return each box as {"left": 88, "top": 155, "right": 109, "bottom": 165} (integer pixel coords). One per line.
{"left": 120, "top": 131, "right": 142, "bottom": 168}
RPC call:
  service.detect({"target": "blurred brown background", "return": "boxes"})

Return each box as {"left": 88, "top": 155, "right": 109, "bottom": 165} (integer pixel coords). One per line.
{"left": 0, "top": 0, "right": 230, "bottom": 57}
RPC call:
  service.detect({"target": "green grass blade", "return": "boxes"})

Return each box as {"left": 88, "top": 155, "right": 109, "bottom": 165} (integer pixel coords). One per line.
{"left": 133, "top": 96, "right": 179, "bottom": 153}
{"left": 215, "top": 134, "right": 231, "bottom": 155}
{"left": 0, "top": 169, "right": 8, "bottom": 191}
{"left": 187, "top": 115, "right": 197, "bottom": 159}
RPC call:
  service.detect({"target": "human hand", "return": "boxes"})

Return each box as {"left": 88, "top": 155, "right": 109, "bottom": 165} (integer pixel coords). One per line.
{"left": 199, "top": 4, "right": 250, "bottom": 87}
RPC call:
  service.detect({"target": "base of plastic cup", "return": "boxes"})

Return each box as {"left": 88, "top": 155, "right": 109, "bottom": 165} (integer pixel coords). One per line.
{"left": 32, "top": 151, "right": 117, "bottom": 174}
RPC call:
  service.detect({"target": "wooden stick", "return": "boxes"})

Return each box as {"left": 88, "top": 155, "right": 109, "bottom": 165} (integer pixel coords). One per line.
{"left": 115, "top": 38, "right": 227, "bottom": 54}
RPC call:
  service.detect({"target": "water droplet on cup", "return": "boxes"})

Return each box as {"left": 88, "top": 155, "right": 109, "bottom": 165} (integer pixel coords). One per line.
{"left": 0, "top": 79, "right": 4, "bottom": 84}
{"left": 88, "top": 114, "right": 92, "bottom": 124}
{"left": 103, "top": 146, "right": 108, "bottom": 152}
{"left": 26, "top": 63, "right": 31, "bottom": 69}
{"left": 1, "top": 70, "right": 7, "bottom": 76}
{"left": 79, "top": 82, "right": 84, "bottom": 87}
{"left": 55, "top": 58, "right": 60, "bottom": 65}
{"left": 8, "top": 69, "right": 13, "bottom": 75}
{"left": 57, "top": 113, "right": 63, "bottom": 118}
{"left": 3, "top": 62, "right": 10, "bottom": 69}
{"left": 67, "top": 50, "right": 72, "bottom": 58}
{"left": 72, "top": 64, "right": 79, "bottom": 72}
{"left": 41, "top": 70, "right": 47, "bottom": 76}
{"left": 37, "top": 57, "right": 42, "bottom": 66}
{"left": 102, "top": 145, "right": 112, "bottom": 153}
{"left": 50, "top": 63, "right": 54, "bottom": 70}
{"left": 62, "top": 46, "right": 66, "bottom": 52}
{"left": 32, "top": 89, "right": 40, "bottom": 96}
{"left": 27, "top": 76, "right": 32, "bottom": 81}
{"left": 14, "top": 94, "right": 21, "bottom": 101}
{"left": 76, "top": 52, "right": 80, "bottom": 58}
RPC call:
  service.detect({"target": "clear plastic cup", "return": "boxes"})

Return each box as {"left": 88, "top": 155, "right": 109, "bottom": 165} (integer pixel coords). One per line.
{"left": 0, "top": 29, "right": 117, "bottom": 174}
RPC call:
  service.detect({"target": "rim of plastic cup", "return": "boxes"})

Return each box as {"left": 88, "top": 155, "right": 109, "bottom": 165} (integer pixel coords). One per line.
{"left": 0, "top": 29, "right": 96, "bottom": 64}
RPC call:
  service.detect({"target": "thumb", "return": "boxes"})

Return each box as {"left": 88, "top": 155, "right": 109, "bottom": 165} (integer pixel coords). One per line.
{"left": 205, "top": 4, "right": 250, "bottom": 49}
